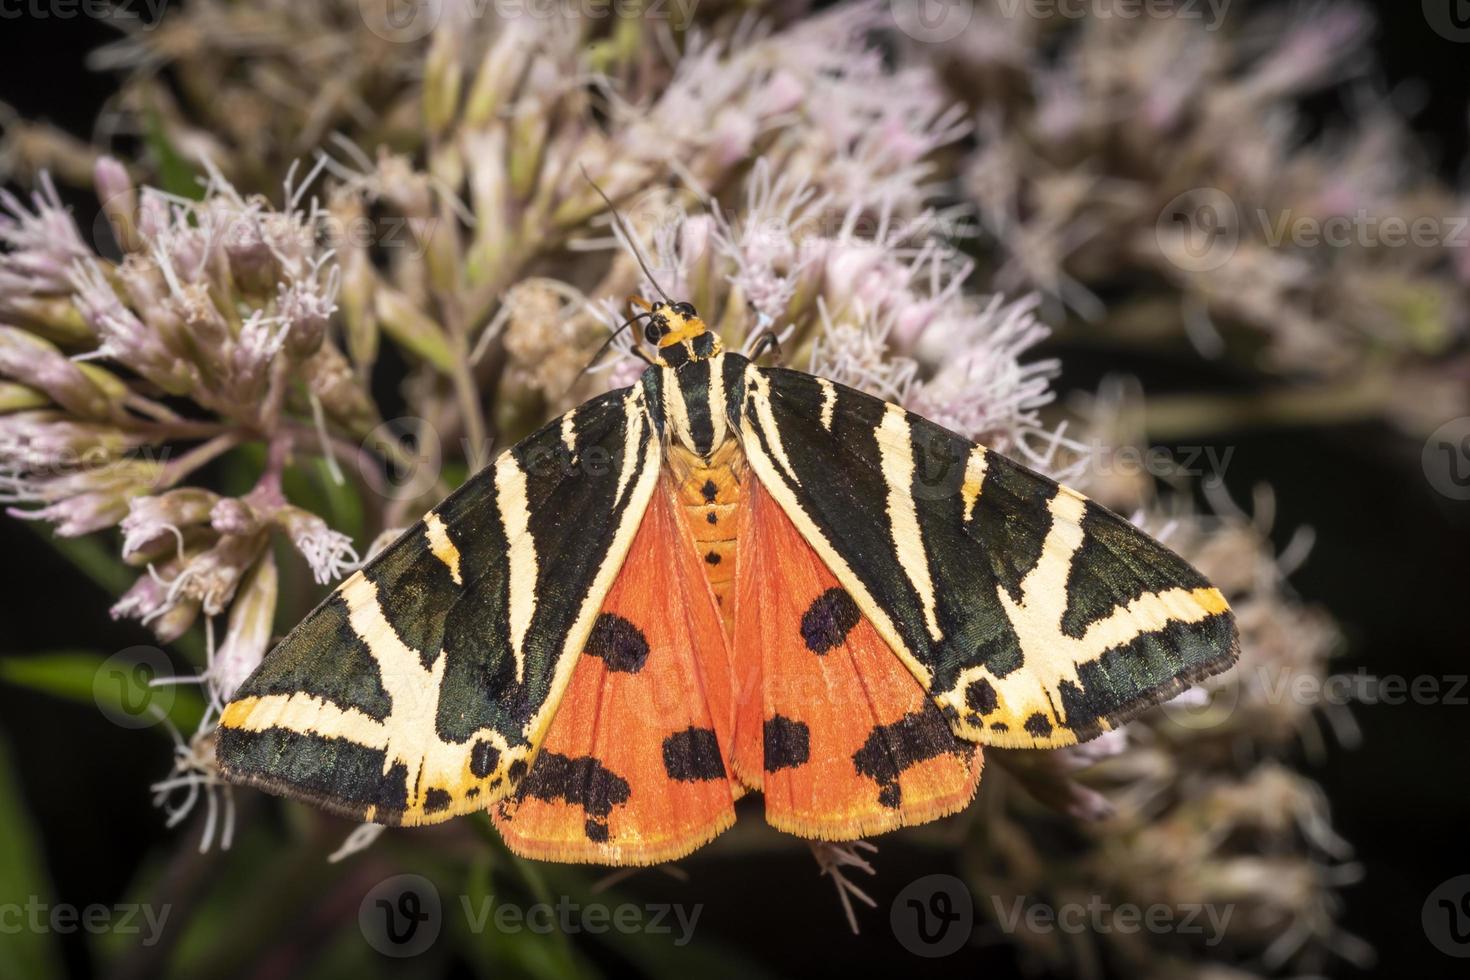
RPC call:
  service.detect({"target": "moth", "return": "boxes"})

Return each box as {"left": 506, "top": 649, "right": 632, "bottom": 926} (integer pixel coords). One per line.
{"left": 218, "top": 294, "right": 1238, "bottom": 865}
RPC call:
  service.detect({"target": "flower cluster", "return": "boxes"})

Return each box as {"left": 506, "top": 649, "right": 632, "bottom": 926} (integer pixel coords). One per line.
{"left": 2, "top": 160, "right": 364, "bottom": 655}
{"left": 932, "top": 1, "right": 1466, "bottom": 436}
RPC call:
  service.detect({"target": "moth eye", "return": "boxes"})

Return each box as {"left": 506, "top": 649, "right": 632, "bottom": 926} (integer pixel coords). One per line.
{"left": 651, "top": 301, "right": 666, "bottom": 311}
{"left": 674, "top": 302, "right": 696, "bottom": 318}
{"left": 643, "top": 322, "right": 661, "bottom": 344}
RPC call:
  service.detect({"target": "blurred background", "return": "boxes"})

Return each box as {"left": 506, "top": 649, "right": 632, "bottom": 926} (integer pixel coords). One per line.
{"left": 0, "top": 1, "right": 1467, "bottom": 978}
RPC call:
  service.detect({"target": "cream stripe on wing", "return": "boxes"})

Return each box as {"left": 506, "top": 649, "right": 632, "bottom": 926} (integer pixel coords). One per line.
{"left": 424, "top": 512, "right": 463, "bottom": 586}
{"left": 961, "top": 446, "right": 988, "bottom": 523}
{"left": 996, "top": 489, "right": 1087, "bottom": 645}
{"left": 1078, "top": 586, "right": 1230, "bottom": 656}
{"left": 817, "top": 378, "right": 837, "bottom": 432}
{"left": 707, "top": 354, "right": 728, "bottom": 450}
{"left": 221, "top": 693, "right": 387, "bottom": 748}
{"left": 747, "top": 368, "right": 800, "bottom": 485}
{"left": 561, "top": 407, "right": 578, "bottom": 455}
{"left": 662, "top": 364, "right": 693, "bottom": 453}
{"left": 341, "top": 572, "right": 447, "bottom": 775}
{"left": 495, "top": 454, "right": 537, "bottom": 684}
{"left": 614, "top": 386, "right": 648, "bottom": 506}
{"left": 877, "top": 404, "right": 943, "bottom": 644}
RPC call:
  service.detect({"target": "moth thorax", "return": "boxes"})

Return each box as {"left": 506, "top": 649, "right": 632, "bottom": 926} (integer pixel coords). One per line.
{"left": 667, "top": 440, "right": 745, "bottom": 639}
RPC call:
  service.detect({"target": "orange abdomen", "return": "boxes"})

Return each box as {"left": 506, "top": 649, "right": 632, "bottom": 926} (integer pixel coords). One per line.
{"left": 668, "top": 440, "right": 745, "bottom": 637}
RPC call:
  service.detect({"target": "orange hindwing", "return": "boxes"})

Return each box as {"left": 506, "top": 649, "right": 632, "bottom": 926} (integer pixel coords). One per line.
{"left": 492, "top": 477, "right": 738, "bottom": 864}
{"left": 731, "top": 475, "right": 982, "bottom": 839}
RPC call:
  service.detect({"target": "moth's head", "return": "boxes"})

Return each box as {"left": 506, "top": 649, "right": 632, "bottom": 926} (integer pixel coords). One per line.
{"left": 635, "top": 297, "right": 721, "bottom": 368}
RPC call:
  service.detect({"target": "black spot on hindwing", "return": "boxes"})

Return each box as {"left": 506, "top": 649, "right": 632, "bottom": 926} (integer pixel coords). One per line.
{"left": 852, "top": 708, "right": 967, "bottom": 808}
{"left": 763, "top": 715, "right": 810, "bottom": 772}
{"left": 661, "top": 727, "right": 726, "bottom": 781}
{"left": 511, "top": 751, "right": 631, "bottom": 843}
{"left": 584, "top": 613, "right": 650, "bottom": 673}
{"left": 800, "top": 588, "right": 861, "bottom": 654}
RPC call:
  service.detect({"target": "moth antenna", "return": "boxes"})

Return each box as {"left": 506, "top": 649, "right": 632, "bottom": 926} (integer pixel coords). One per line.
{"left": 580, "top": 165, "right": 675, "bottom": 305}
{"left": 574, "top": 310, "right": 654, "bottom": 384}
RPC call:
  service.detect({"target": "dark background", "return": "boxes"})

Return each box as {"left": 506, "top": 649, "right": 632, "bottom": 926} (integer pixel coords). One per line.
{"left": 1, "top": 3, "right": 1467, "bottom": 978}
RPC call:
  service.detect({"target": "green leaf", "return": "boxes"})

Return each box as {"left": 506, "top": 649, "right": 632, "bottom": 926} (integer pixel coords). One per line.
{"left": 28, "top": 524, "right": 133, "bottom": 595}
{"left": 0, "top": 732, "right": 65, "bottom": 980}
{"left": 144, "top": 109, "right": 203, "bottom": 200}
{"left": 314, "top": 457, "right": 367, "bottom": 544}
{"left": 453, "top": 849, "right": 597, "bottom": 980}
{"left": 0, "top": 650, "right": 206, "bottom": 735}
{"left": 282, "top": 457, "right": 366, "bottom": 546}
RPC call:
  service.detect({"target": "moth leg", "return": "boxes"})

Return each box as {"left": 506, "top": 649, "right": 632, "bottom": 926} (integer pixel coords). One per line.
{"left": 748, "top": 329, "right": 783, "bottom": 364}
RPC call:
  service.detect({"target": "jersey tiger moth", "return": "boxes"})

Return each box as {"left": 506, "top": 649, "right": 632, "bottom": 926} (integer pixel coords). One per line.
{"left": 216, "top": 295, "right": 1237, "bottom": 865}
